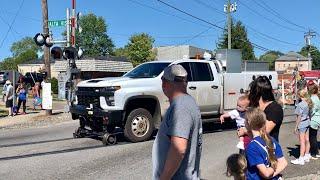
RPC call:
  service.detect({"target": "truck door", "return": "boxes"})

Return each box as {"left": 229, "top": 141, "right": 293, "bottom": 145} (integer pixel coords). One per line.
{"left": 190, "top": 62, "right": 220, "bottom": 115}
{"left": 178, "top": 62, "right": 198, "bottom": 103}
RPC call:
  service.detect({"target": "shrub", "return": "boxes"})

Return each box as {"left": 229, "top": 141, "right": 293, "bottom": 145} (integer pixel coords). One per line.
{"left": 51, "top": 77, "right": 58, "bottom": 94}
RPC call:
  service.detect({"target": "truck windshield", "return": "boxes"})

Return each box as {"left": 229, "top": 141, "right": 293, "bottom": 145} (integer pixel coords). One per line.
{"left": 124, "top": 62, "right": 170, "bottom": 78}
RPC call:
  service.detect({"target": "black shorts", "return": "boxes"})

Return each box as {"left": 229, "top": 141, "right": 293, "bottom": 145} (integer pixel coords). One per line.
{"left": 6, "top": 99, "right": 13, "bottom": 108}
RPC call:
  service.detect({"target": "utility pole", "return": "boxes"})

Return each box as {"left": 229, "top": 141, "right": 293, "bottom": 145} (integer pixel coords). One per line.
{"left": 224, "top": 0, "right": 236, "bottom": 49}
{"left": 304, "top": 30, "right": 316, "bottom": 70}
{"left": 41, "top": 0, "right": 52, "bottom": 115}
{"left": 227, "top": 0, "right": 231, "bottom": 49}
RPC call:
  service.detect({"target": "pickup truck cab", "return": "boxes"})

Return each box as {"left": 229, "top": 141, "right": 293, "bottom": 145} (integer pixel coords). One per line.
{"left": 70, "top": 59, "right": 277, "bottom": 142}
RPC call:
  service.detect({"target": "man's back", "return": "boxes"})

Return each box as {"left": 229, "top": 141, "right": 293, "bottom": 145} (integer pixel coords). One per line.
{"left": 152, "top": 94, "right": 202, "bottom": 180}
{"left": 6, "top": 85, "right": 13, "bottom": 100}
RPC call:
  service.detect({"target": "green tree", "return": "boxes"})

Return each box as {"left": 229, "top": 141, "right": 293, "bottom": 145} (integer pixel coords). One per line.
{"left": 217, "top": 19, "right": 255, "bottom": 60}
{"left": 0, "top": 50, "right": 37, "bottom": 71}
{"left": 114, "top": 47, "right": 128, "bottom": 57}
{"left": 125, "top": 33, "right": 156, "bottom": 66}
{"left": 76, "top": 13, "right": 115, "bottom": 57}
{"left": 299, "top": 45, "right": 320, "bottom": 69}
{"left": 259, "top": 51, "right": 284, "bottom": 70}
{"left": 0, "top": 57, "right": 16, "bottom": 70}
{"left": 10, "top": 37, "right": 42, "bottom": 57}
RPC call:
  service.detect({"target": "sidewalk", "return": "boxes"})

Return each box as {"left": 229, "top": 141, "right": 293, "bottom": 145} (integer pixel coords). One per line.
{"left": 0, "top": 99, "right": 72, "bottom": 130}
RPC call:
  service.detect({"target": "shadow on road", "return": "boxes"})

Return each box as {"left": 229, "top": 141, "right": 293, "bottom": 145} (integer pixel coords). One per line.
{"left": 0, "top": 144, "right": 106, "bottom": 161}
{"left": 0, "top": 137, "right": 74, "bottom": 148}
{"left": 287, "top": 145, "right": 300, "bottom": 158}
{"left": 202, "top": 121, "right": 237, "bottom": 134}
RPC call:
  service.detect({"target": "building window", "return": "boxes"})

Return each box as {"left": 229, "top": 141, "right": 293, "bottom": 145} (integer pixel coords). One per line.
{"left": 283, "top": 64, "right": 286, "bottom": 68}
{"left": 288, "top": 64, "right": 291, "bottom": 67}
{"left": 300, "top": 64, "right": 303, "bottom": 67}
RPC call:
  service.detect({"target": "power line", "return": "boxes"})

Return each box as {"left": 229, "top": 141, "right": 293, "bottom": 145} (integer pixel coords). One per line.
{"left": 194, "top": 0, "right": 300, "bottom": 48}
{"left": 157, "top": 0, "right": 225, "bottom": 30}
{"left": 192, "top": 0, "right": 225, "bottom": 16}
{"left": 0, "top": 0, "right": 25, "bottom": 48}
{"left": 238, "top": 0, "right": 304, "bottom": 33}
{"left": 157, "top": 0, "right": 270, "bottom": 52}
{"left": 158, "top": 27, "right": 213, "bottom": 53}
{"left": 243, "top": 22, "right": 301, "bottom": 46}
{"left": 256, "top": 0, "right": 307, "bottom": 31}
{"left": 0, "top": 14, "right": 21, "bottom": 37}
{"left": 127, "top": 0, "right": 212, "bottom": 28}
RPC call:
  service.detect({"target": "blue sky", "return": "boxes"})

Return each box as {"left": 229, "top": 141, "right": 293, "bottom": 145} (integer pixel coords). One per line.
{"left": 0, "top": 0, "right": 319, "bottom": 60}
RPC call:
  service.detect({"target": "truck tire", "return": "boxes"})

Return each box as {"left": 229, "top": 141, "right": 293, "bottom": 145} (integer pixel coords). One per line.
{"left": 124, "top": 108, "right": 154, "bottom": 142}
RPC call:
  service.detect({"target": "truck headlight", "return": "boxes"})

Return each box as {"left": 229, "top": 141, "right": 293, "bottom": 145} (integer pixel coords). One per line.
{"left": 101, "top": 86, "right": 121, "bottom": 92}
{"left": 101, "top": 86, "right": 120, "bottom": 106}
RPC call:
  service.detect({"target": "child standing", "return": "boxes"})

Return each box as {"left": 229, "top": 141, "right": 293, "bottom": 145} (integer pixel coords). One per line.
{"left": 245, "top": 108, "right": 287, "bottom": 180}
{"left": 16, "top": 83, "right": 27, "bottom": 115}
{"left": 291, "top": 90, "right": 311, "bottom": 165}
{"left": 220, "top": 95, "right": 250, "bottom": 150}
{"left": 226, "top": 153, "right": 247, "bottom": 180}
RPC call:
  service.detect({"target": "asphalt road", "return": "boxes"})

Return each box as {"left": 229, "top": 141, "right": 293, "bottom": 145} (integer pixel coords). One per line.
{"left": 0, "top": 115, "right": 319, "bottom": 180}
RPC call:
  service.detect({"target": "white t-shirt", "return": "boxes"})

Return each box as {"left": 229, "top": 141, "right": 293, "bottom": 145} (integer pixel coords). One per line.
{"left": 228, "top": 109, "right": 245, "bottom": 127}
{"left": 6, "top": 84, "right": 14, "bottom": 100}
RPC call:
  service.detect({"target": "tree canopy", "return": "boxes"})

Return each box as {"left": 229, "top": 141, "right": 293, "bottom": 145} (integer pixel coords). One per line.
{"left": 299, "top": 45, "right": 320, "bottom": 69}
{"left": 124, "top": 33, "right": 156, "bottom": 66}
{"left": 76, "top": 13, "right": 115, "bottom": 57}
{"left": 0, "top": 37, "right": 39, "bottom": 71}
{"left": 259, "top": 50, "right": 284, "bottom": 70}
{"left": 217, "top": 19, "right": 255, "bottom": 60}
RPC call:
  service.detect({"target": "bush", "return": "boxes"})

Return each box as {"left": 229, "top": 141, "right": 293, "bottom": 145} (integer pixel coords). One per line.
{"left": 51, "top": 77, "right": 58, "bottom": 94}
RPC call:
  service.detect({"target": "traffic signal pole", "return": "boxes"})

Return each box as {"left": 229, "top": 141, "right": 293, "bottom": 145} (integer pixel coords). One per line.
{"left": 71, "top": 0, "right": 76, "bottom": 47}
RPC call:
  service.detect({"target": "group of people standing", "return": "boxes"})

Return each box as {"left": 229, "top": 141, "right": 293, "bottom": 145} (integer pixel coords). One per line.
{"left": 151, "top": 64, "right": 318, "bottom": 180}
{"left": 291, "top": 80, "right": 320, "bottom": 165}
{"left": 224, "top": 76, "right": 287, "bottom": 180}
{"left": 3, "top": 78, "right": 42, "bottom": 116}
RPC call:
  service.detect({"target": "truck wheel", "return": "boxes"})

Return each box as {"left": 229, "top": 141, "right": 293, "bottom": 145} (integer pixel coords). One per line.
{"left": 102, "top": 133, "right": 117, "bottom": 145}
{"left": 124, "top": 108, "right": 154, "bottom": 142}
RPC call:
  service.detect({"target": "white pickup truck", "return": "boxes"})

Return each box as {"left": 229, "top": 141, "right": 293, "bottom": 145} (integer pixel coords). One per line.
{"left": 70, "top": 59, "right": 278, "bottom": 143}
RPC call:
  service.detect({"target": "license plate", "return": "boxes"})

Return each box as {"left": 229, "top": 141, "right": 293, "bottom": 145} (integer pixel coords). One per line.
{"left": 88, "top": 111, "right": 93, "bottom": 115}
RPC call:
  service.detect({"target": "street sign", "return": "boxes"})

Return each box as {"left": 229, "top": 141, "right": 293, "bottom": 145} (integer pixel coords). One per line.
{"left": 48, "top": 20, "right": 67, "bottom": 27}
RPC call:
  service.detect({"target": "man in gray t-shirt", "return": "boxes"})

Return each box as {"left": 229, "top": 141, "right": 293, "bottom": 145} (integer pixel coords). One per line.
{"left": 152, "top": 64, "right": 202, "bottom": 180}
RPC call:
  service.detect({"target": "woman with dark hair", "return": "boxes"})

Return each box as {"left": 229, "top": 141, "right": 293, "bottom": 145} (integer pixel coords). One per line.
{"left": 239, "top": 76, "right": 284, "bottom": 142}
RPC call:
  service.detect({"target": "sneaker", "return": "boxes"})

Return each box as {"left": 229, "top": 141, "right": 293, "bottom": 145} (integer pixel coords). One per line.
{"left": 316, "top": 154, "right": 320, "bottom": 158}
{"left": 310, "top": 156, "right": 318, "bottom": 160}
{"left": 291, "top": 158, "right": 305, "bottom": 165}
{"left": 236, "top": 141, "right": 245, "bottom": 150}
{"left": 304, "top": 154, "right": 311, "bottom": 162}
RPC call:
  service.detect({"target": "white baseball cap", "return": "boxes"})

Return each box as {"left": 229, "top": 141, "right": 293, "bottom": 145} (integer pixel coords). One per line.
{"left": 161, "top": 64, "right": 188, "bottom": 82}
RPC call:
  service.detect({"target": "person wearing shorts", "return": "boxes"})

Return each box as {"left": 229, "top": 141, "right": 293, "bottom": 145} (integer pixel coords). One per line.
{"left": 5, "top": 80, "right": 14, "bottom": 116}
{"left": 291, "top": 90, "right": 311, "bottom": 165}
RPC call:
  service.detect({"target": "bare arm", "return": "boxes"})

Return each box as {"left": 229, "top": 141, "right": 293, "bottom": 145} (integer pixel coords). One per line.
{"left": 256, "top": 164, "right": 275, "bottom": 179}
{"left": 265, "top": 120, "right": 276, "bottom": 134}
{"left": 294, "top": 115, "right": 301, "bottom": 133}
{"left": 273, "top": 157, "right": 287, "bottom": 177}
{"left": 220, "top": 112, "right": 230, "bottom": 124}
{"left": 160, "top": 136, "right": 188, "bottom": 180}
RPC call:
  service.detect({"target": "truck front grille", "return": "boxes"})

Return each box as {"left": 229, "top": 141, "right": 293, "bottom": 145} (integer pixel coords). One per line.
{"left": 77, "top": 95, "right": 100, "bottom": 107}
